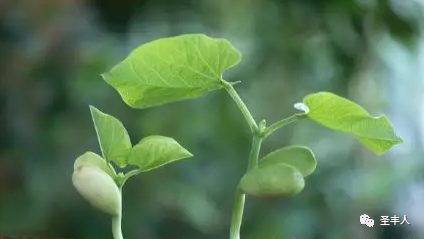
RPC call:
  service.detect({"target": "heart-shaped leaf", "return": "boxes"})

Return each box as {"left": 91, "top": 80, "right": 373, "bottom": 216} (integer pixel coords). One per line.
{"left": 302, "top": 92, "right": 403, "bottom": 154}
{"left": 74, "top": 151, "right": 116, "bottom": 177}
{"left": 259, "top": 145, "right": 317, "bottom": 177}
{"left": 128, "top": 135, "right": 193, "bottom": 171}
{"left": 101, "top": 34, "right": 241, "bottom": 109}
{"left": 90, "top": 106, "right": 132, "bottom": 167}
{"left": 239, "top": 163, "right": 305, "bottom": 197}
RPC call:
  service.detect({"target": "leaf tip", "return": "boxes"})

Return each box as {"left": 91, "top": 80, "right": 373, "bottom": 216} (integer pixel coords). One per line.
{"left": 180, "top": 147, "right": 194, "bottom": 159}
{"left": 186, "top": 151, "right": 194, "bottom": 158}
{"left": 89, "top": 105, "right": 99, "bottom": 114}
{"left": 100, "top": 72, "right": 110, "bottom": 79}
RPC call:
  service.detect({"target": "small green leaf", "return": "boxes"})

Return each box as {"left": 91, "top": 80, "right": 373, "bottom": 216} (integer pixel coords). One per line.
{"left": 101, "top": 34, "right": 241, "bottom": 109}
{"left": 74, "top": 151, "right": 116, "bottom": 177}
{"left": 90, "top": 106, "right": 132, "bottom": 167}
{"left": 259, "top": 145, "right": 317, "bottom": 177}
{"left": 128, "top": 135, "right": 193, "bottom": 171}
{"left": 303, "top": 92, "right": 403, "bottom": 154}
{"left": 239, "top": 163, "right": 305, "bottom": 197}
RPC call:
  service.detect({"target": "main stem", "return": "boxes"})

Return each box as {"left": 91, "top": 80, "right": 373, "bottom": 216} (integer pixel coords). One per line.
{"left": 222, "top": 80, "right": 266, "bottom": 239}
{"left": 230, "top": 135, "right": 263, "bottom": 239}
{"left": 112, "top": 188, "right": 124, "bottom": 239}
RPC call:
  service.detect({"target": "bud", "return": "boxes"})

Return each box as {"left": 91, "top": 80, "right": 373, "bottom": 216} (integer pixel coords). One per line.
{"left": 294, "top": 102, "right": 309, "bottom": 114}
{"left": 72, "top": 165, "right": 121, "bottom": 216}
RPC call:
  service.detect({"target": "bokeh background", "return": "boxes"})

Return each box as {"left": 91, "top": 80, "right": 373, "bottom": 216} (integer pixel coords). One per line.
{"left": 0, "top": 0, "right": 423, "bottom": 238}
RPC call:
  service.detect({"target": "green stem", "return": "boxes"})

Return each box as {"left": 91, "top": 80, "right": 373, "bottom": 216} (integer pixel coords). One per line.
{"left": 262, "top": 113, "right": 306, "bottom": 138}
{"left": 229, "top": 189, "right": 245, "bottom": 239}
{"left": 221, "top": 80, "right": 258, "bottom": 133}
{"left": 247, "top": 136, "right": 263, "bottom": 170}
{"left": 223, "top": 79, "right": 305, "bottom": 239}
{"left": 112, "top": 188, "right": 124, "bottom": 239}
{"left": 230, "top": 135, "right": 263, "bottom": 239}
{"left": 121, "top": 169, "right": 142, "bottom": 186}
{"left": 223, "top": 79, "right": 265, "bottom": 239}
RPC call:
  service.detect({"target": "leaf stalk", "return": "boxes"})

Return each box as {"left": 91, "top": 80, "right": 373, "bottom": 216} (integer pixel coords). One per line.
{"left": 263, "top": 113, "right": 306, "bottom": 138}
{"left": 221, "top": 80, "right": 258, "bottom": 133}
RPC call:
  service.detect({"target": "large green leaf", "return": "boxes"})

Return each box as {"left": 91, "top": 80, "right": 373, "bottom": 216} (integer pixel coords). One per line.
{"left": 239, "top": 163, "right": 305, "bottom": 197}
{"left": 90, "top": 106, "right": 132, "bottom": 167}
{"left": 259, "top": 145, "right": 317, "bottom": 177}
{"left": 102, "top": 34, "right": 242, "bottom": 109}
{"left": 74, "top": 151, "right": 116, "bottom": 178}
{"left": 128, "top": 135, "right": 193, "bottom": 171}
{"left": 302, "top": 92, "right": 403, "bottom": 154}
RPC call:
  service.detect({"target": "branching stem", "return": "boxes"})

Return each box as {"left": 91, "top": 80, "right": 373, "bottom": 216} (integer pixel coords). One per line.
{"left": 223, "top": 79, "right": 303, "bottom": 239}
{"left": 223, "top": 80, "right": 267, "bottom": 239}
{"left": 262, "top": 113, "right": 306, "bottom": 138}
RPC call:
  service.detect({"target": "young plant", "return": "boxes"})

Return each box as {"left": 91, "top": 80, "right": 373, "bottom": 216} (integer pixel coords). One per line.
{"left": 73, "top": 34, "right": 403, "bottom": 239}
{"left": 72, "top": 106, "right": 193, "bottom": 239}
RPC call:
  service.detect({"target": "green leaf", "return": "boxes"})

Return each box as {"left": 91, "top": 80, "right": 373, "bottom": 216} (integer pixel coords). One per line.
{"left": 74, "top": 151, "right": 116, "bottom": 178}
{"left": 259, "top": 145, "right": 317, "bottom": 177}
{"left": 90, "top": 106, "right": 132, "bottom": 167}
{"left": 128, "top": 135, "right": 193, "bottom": 171}
{"left": 239, "top": 163, "right": 305, "bottom": 197}
{"left": 101, "top": 34, "right": 242, "bottom": 109}
{"left": 302, "top": 92, "right": 403, "bottom": 154}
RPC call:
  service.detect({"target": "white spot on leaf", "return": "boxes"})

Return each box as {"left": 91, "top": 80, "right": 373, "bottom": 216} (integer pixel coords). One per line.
{"left": 294, "top": 102, "right": 310, "bottom": 114}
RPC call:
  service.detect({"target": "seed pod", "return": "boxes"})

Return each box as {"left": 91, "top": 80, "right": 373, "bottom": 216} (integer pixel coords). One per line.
{"left": 72, "top": 165, "right": 121, "bottom": 216}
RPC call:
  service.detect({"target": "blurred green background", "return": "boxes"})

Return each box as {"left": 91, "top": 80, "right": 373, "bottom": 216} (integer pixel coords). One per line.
{"left": 0, "top": 0, "right": 423, "bottom": 238}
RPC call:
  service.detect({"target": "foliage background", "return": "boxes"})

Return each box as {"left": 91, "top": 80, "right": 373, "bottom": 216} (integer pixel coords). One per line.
{"left": 0, "top": 0, "right": 423, "bottom": 238}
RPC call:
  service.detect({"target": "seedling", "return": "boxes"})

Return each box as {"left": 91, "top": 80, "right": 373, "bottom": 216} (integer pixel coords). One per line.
{"left": 73, "top": 106, "right": 193, "bottom": 239}
{"left": 72, "top": 34, "right": 403, "bottom": 239}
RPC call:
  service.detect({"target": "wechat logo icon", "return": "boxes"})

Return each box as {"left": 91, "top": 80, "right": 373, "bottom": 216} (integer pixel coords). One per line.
{"left": 360, "top": 214, "right": 374, "bottom": 227}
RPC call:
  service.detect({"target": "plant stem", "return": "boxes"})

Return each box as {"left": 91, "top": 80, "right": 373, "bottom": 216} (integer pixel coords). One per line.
{"left": 246, "top": 136, "right": 263, "bottom": 170}
{"left": 262, "top": 113, "right": 306, "bottom": 138}
{"left": 230, "top": 135, "right": 263, "bottom": 239}
{"left": 229, "top": 189, "right": 245, "bottom": 239}
{"left": 222, "top": 79, "right": 265, "bottom": 239}
{"left": 221, "top": 80, "right": 258, "bottom": 133}
{"left": 223, "top": 79, "right": 306, "bottom": 239}
{"left": 112, "top": 188, "right": 124, "bottom": 239}
{"left": 121, "top": 169, "right": 142, "bottom": 186}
